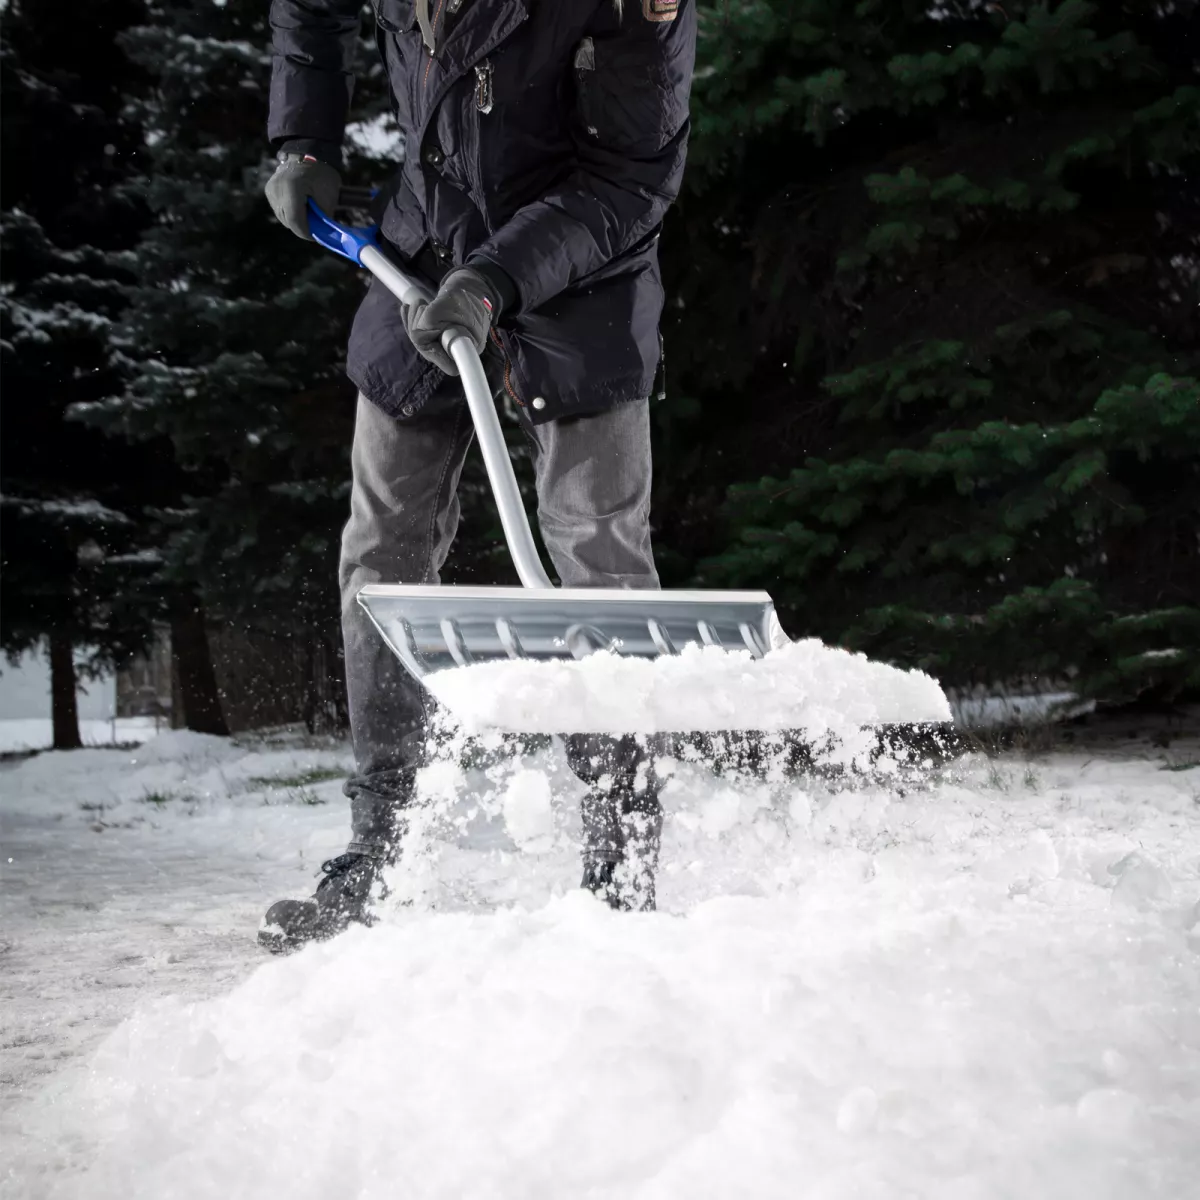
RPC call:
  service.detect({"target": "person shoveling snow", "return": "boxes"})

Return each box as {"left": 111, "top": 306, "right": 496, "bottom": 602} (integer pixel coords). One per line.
{"left": 260, "top": 0, "right": 709, "bottom": 942}
{"left": 260, "top": 0, "right": 949, "bottom": 949}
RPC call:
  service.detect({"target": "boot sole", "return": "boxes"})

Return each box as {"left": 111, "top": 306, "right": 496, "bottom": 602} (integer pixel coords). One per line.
{"left": 258, "top": 926, "right": 301, "bottom": 955}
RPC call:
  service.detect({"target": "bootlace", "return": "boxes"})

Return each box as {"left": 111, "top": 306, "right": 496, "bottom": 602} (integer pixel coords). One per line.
{"left": 320, "top": 852, "right": 366, "bottom": 878}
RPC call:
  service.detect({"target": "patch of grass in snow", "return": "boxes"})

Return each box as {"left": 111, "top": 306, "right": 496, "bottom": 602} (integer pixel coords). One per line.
{"left": 959, "top": 723, "right": 1061, "bottom": 760}
{"left": 985, "top": 763, "right": 1012, "bottom": 791}
{"left": 248, "top": 766, "right": 346, "bottom": 789}
{"left": 1160, "top": 759, "right": 1200, "bottom": 772}
{"left": 287, "top": 786, "right": 327, "bottom": 806}
{"left": 232, "top": 725, "right": 348, "bottom": 752}
{"left": 983, "top": 761, "right": 1042, "bottom": 791}
{"left": 140, "top": 788, "right": 194, "bottom": 807}
{"left": 0, "top": 748, "right": 40, "bottom": 765}
{"left": 260, "top": 785, "right": 327, "bottom": 807}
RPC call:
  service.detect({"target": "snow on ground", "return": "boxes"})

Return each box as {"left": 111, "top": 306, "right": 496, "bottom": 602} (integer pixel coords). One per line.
{"left": 949, "top": 691, "right": 1096, "bottom": 729}
{"left": 0, "top": 734, "right": 352, "bottom": 1121}
{"left": 0, "top": 717, "right": 160, "bottom": 754}
{"left": 2, "top": 712, "right": 1199, "bottom": 1199}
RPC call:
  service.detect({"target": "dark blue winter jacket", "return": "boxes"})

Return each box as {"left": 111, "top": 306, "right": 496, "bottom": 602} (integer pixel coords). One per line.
{"left": 268, "top": 0, "right": 696, "bottom": 424}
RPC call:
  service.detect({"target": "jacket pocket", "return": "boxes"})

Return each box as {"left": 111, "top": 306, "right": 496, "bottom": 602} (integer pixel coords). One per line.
{"left": 509, "top": 248, "right": 664, "bottom": 417}
{"left": 572, "top": 226, "right": 662, "bottom": 289}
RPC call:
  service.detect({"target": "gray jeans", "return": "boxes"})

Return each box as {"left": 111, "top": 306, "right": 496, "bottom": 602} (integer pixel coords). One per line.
{"left": 339, "top": 381, "right": 664, "bottom": 868}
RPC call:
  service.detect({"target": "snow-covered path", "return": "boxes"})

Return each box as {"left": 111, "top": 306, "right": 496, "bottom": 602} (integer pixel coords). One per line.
{"left": 1, "top": 801, "right": 341, "bottom": 1094}
{"left": 1, "top": 732, "right": 351, "bottom": 1192}
{"left": 2, "top": 718, "right": 1199, "bottom": 1199}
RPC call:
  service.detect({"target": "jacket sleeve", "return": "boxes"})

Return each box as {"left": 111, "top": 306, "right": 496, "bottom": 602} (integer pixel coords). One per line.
{"left": 468, "top": 0, "right": 697, "bottom": 314}
{"left": 267, "top": 0, "right": 363, "bottom": 149}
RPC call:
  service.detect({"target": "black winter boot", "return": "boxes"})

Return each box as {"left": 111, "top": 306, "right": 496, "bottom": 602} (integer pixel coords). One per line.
{"left": 567, "top": 733, "right": 665, "bottom": 914}
{"left": 258, "top": 852, "right": 382, "bottom": 953}
{"left": 581, "top": 858, "right": 657, "bottom": 912}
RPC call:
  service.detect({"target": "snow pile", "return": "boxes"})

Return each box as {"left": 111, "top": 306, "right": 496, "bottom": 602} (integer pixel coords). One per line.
{"left": 14, "top": 745, "right": 1200, "bottom": 1200}
{"left": 426, "top": 638, "right": 952, "bottom": 735}
{"left": 42, "top": 857, "right": 1200, "bottom": 1200}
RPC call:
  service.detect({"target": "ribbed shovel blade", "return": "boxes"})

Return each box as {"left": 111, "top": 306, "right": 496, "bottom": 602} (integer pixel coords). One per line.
{"left": 357, "top": 584, "right": 780, "bottom": 681}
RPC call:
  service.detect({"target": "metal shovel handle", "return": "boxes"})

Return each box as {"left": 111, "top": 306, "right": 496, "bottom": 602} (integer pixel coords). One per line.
{"left": 307, "top": 202, "right": 554, "bottom": 591}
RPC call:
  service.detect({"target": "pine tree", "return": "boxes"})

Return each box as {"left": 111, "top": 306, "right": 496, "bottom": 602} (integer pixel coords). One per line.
{"left": 0, "top": 0, "right": 162, "bottom": 747}
{"left": 670, "top": 0, "right": 1199, "bottom": 702}
{"left": 74, "top": 0, "right": 393, "bottom": 731}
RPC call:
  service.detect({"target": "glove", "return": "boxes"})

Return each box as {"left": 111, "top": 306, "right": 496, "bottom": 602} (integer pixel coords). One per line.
{"left": 265, "top": 150, "right": 342, "bottom": 241}
{"left": 404, "top": 266, "right": 500, "bottom": 376}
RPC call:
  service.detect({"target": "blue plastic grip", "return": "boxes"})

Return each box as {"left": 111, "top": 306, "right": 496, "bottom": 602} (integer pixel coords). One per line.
{"left": 306, "top": 200, "right": 379, "bottom": 266}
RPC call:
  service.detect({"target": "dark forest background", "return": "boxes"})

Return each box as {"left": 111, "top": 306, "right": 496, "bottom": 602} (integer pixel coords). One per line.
{"left": 2, "top": 0, "right": 1197, "bottom": 747}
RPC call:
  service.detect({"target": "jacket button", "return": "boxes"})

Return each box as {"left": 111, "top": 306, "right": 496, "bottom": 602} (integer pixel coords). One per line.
{"left": 423, "top": 144, "right": 445, "bottom": 168}
{"left": 531, "top": 397, "right": 546, "bottom": 411}
{"left": 401, "top": 403, "right": 416, "bottom": 417}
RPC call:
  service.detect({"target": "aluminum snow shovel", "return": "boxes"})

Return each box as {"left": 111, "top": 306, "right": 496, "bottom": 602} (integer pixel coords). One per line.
{"left": 307, "top": 203, "right": 784, "bottom": 685}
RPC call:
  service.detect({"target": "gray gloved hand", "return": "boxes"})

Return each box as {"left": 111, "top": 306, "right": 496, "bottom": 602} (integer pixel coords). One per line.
{"left": 404, "top": 267, "right": 499, "bottom": 376}
{"left": 265, "top": 151, "right": 342, "bottom": 241}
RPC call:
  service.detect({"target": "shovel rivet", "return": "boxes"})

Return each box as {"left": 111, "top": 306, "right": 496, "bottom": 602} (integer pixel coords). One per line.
{"left": 531, "top": 396, "right": 546, "bottom": 410}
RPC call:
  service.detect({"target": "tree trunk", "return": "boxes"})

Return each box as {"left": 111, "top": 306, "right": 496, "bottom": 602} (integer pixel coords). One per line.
{"left": 169, "top": 594, "right": 229, "bottom": 736}
{"left": 302, "top": 631, "right": 317, "bottom": 735}
{"left": 48, "top": 631, "right": 82, "bottom": 750}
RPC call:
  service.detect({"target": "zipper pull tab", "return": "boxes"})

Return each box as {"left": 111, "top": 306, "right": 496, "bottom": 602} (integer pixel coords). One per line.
{"left": 475, "top": 59, "right": 494, "bottom": 115}
{"left": 416, "top": 0, "right": 437, "bottom": 56}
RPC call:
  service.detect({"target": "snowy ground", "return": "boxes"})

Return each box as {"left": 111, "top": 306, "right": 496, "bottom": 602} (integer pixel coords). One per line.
{"left": 0, "top": 717, "right": 159, "bottom": 755}
{"left": 2, "top": 713, "right": 1199, "bottom": 1199}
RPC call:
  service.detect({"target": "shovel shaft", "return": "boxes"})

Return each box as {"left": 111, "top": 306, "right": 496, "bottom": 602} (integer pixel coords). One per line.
{"left": 446, "top": 331, "right": 555, "bottom": 590}
{"left": 359, "top": 244, "right": 555, "bottom": 591}
{"left": 358, "top": 242, "right": 431, "bottom": 307}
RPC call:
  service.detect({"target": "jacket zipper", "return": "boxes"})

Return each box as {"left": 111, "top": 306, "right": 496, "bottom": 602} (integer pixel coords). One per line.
{"left": 421, "top": 0, "right": 451, "bottom": 87}
{"left": 463, "top": 56, "right": 493, "bottom": 226}
{"left": 414, "top": 1, "right": 526, "bottom": 406}
{"left": 489, "top": 329, "right": 525, "bottom": 409}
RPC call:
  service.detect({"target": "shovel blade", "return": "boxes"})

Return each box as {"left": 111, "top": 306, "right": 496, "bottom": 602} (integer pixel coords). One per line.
{"left": 357, "top": 584, "right": 781, "bottom": 681}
